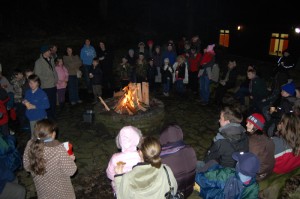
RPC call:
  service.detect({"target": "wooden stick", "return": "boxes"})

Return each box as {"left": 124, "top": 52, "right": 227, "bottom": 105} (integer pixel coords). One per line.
{"left": 98, "top": 96, "right": 110, "bottom": 111}
{"left": 138, "top": 104, "right": 147, "bottom": 112}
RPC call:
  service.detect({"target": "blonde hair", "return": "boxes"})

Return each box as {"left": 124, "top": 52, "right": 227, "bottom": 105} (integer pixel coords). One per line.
{"left": 140, "top": 136, "right": 162, "bottom": 168}
{"left": 28, "top": 119, "right": 57, "bottom": 175}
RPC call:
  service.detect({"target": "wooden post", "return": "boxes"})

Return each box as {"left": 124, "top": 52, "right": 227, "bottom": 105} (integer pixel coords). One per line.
{"left": 137, "top": 83, "right": 142, "bottom": 103}
{"left": 142, "top": 82, "right": 149, "bottom": 105}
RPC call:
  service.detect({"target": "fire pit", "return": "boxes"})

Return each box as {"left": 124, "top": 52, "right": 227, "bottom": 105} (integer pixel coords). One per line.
{"left": 94, "top": 83, "right": 165, "bottom": 136}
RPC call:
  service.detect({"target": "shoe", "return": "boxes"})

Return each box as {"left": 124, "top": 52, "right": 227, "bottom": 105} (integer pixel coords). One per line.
{"left": 163, "top": 92, "right": 169, "bottom": 97}
{"left": 77, "top": 100, "right": 83, "bottom": 104}
{"left": 10, "top": 130, "right": 15, "bottom": 135}
{"left": 200, "top": 101, "right": 208, "bottom": 106}
{"left": 71, "top": 102, "right": 76, "bottom": 105}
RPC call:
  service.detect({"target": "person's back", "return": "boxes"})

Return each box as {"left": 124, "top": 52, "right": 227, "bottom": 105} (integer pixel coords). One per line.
{"left": 106, "top": 126, "right": 142, "bottom": 194}
{"left": 159, "top": 125, "right": 197, "bottom": 198}
{"left": 23, "top": 119, "right": 77, "bottom": 199}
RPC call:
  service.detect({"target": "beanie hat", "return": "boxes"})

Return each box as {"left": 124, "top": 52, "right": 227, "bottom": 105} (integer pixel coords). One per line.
{"left": 206, "top": 44, "right": 215, "bottom": 53}
{"left": 40, "top": 45, "right": 50, "bottom": 54}
{"left": 232, "top": 152, "right": 260, "bottom": 177}
{"left": 147, "top": 40, "right": 154, "bottom": 46}
{"left": 247, "top": 113, "right": 265, "bottom": 131}
{"left": 281, "top": 82, "right": 296, "bottom": 96}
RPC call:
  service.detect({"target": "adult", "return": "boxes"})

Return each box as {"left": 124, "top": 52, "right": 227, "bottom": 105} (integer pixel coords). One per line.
{"left": 246, "top": 113, "right": 275, "bottom": 181}
{"left": 34, "top": 45, "right": 58, "bottom": 121}
{"left": 0, "top": 134, "right": 25, "bottom": 199}
{"left": 273, "top": 49, "right": 295, "bottom": 79}
{"left": 80, "top": 38, "right": 96, "bottom": 92}
{"left": 114, "top": 136, "right": 178, "bottom": 198}
{"left": 50, "top": 44, "right": 58, "bottom": 60}
{"left": 63, "top": 47, "right": 83, "bottom": 105}
{"left": 187, "top": 47, "right": 201, "bottom": 95}
{"left": 202, "top": 106, "right": 248, "bottom": 168}
{"left": 159, "top": 124, "right": 197, "bottom": 198}
{"left": 97, "top": 41, "right": 114, "bottom": 95}
{"left": 214, "top": 60, "right": 238, "bottom": 107}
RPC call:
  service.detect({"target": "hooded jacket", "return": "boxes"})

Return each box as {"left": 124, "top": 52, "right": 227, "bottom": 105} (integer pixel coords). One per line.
{"left": 159, "top": 125, "right": 197, "bottom": 198}
{"left": 204, "top": 123, "right": 249, "bottom": 168}
{"left": 106, "top": 126, "right": 142, "bottom": 192}
{"left": 34, "top": 55, "right": 58, "bottom": 89}
{"left": 115, "top": 163, "right": 177, "bottom": 199}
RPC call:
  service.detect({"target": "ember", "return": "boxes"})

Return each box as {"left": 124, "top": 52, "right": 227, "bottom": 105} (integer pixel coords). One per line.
{"left": 114, "top": 82, "right": 149, "bottom": 115}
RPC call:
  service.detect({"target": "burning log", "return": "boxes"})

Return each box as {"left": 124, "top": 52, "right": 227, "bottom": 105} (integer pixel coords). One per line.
{"left": 98, "top": 96, "right": 110, "bottom": 111}
{"left": 113, "top": 82, "right": 149, "bottom": 115}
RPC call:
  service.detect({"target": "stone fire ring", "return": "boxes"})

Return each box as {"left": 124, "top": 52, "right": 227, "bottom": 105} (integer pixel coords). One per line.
{"left": 94, "top": 98, "right": 165, "bottom": 136}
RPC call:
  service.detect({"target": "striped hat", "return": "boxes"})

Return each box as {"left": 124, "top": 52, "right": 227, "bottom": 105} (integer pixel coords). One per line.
{"left": 247, "top": 113, "right": 265, "bottom": 131}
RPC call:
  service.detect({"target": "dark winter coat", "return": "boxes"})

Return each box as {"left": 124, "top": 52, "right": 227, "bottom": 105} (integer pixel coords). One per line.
{"left": 89, "top": 65, "right": 103, "bottom": 85}
{"left": 159, "top": 125, "right": 197, "bottom": 198}
{"left": 204, "top": 123, "right": 248, "bottom": 168}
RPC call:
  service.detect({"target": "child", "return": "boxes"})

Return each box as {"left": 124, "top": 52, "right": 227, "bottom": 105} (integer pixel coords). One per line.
{"left": 55, "top": 57, "right": 69, "bottom": 110}
{"left": 11, "top": 68, "right": 26, "bottom": 131}
{"left": 22, "top": 68, "right": 34, "bottom": 98}
{"left": 0, "top": 71, "right": 14, "bottom": 111}
{"left": 264, "top": 81, "right": 296, "bottom": 137}
{"left": 89, "top": 58, "right": 103, "bottom": 104}
{"left": 106, "top": 126, "right": 142, "bottom": 195}
{"left": 174, "top": 55, "right": 187, "bottom": 96}
{"left": 23, "top": 119, "right": 77, "bottom": 199}
{"left": 161, "top": 58, "right": 173, "bottom": 96}
{"left": 146, "top": 57, "right": 157, "bottom": 92}
{"left": 246, "top": 113, "right": 275, "bottom": 181}
{"left": 23, "top": 74, "right": 49, "bottom": 137}
{"left": 195, "top": 152, "right": 260, "bottom": 199}
{"left": 272, "top": 113, "right": 300, "bottom": 174}
{"left": 0, "top": 87, "right": 10, "bottom": 136}
{"left": 119, "top": 56, "right": 131, "bottom": 88}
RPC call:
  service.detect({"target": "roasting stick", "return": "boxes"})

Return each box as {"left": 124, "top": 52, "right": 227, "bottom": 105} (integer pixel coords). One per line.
{"left": 98, "top": 96, "right": 110, "bottom": 111}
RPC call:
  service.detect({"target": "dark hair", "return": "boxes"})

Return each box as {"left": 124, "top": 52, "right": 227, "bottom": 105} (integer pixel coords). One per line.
{"left": 221, "top": 106, "right": 243, "bottom": 123}
{"left": 140, "top": 136, "right": 162, "bottom": 168}
{"left": 93, "top": 57, "right": 99, "bottom": 62}
{"left": 13, "top": 68, "right": 23, "bottom": 76}
{"left": 24, "top": 68, "right": 33, "bottom": 74}
{"left": 28, "top": 119, "right": 57, "bottom": 175}
{"left": 247, "top": 69, "right": 256, "bottom": 74}
{"left": 279, "top": 113, "right": 300, "bottom": 156}
{"left": 28, "top": 74, "right": 41, "bottom": 86}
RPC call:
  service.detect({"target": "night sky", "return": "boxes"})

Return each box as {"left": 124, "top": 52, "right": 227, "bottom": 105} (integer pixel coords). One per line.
{"left": 1, "top": 1, "right": 297, "bottom": 37}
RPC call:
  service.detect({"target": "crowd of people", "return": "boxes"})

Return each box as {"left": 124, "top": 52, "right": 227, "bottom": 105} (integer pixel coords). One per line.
{"left": 0, "top": 35, "right": 300, "bottom": 198}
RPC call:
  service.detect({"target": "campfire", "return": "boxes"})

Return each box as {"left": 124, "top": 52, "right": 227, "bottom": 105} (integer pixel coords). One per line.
{"left": 99, "top": 82, "right": 149, "bottom": 115}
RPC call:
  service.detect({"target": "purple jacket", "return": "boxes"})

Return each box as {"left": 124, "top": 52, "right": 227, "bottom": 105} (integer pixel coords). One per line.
{"left": 159, "top": 125, "right": 197, "bottom": 198}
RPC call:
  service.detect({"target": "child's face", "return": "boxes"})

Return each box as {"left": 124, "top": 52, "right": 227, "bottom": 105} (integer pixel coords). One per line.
{"left": 281, "top": 90, "right": 290, "bottom": 97}
{"left": 25, "top": 71, "right": 33, "bottom": 79}
{"left": 92, "top": 61, "right": 98, "bottom": 66}
{"left": 247, "top": 72, "right": 254, "bottom": 80}
{"left": 57, "top": 59, "right": 63, "bottom": 66}
{"left": 122, "top": 58, "right": 127, "bottom": 63}
{"left": 16, "top": 73, "right": 24, "bottom": 80}
{"left": 246, "top": 121, "right": 254, "bottom": 133}
{"left": 29, "top": 80, "right": 39, "bottom": 90}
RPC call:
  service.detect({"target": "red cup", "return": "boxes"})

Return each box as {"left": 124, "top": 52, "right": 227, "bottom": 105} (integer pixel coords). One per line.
{"left": 63, "top": 142, "right": 74, "bottom": 156}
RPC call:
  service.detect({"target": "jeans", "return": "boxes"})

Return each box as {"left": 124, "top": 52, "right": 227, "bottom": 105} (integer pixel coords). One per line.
{"left": 234, "top": 86, "right": 250, "bottom": 105}
{"left": 57, "top": 88, "right": 66, "bottom": 104}
{"left": 83, "top": 64, "right": 92, "bottom": 91}
{"left": 175, "top": 79, "right": 185, "bottom": 95}
{"left": 163, "top": 79, "right": 171, "bottom": 93}
{"left": 68, "top": 75, "right": 80, "bottom": 103}
{"left": 199, "top": 76, "right": 210, "bottom": 102}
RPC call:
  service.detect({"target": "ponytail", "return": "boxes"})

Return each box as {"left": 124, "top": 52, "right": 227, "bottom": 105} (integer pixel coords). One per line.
{"left": 28, "top": 138, "right": 46, "bottom": 175}
{"left": 140, "top": 136, "right": 162, "bottom": 169}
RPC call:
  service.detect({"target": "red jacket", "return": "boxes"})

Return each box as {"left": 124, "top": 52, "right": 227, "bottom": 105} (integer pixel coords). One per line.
{"left": 272, "top": 136, "right": 300, "bottom": 174}
{"left": 188, "top": 53, "right": 202, "bottom": 72}
{"left": 0, "top": 97, "right": 9, "bottom": 125}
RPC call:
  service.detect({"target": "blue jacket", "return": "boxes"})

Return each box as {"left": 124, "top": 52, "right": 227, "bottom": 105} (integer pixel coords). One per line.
{"left": 0, "top": 135, "right": 21, "bottom": 193}
{"left": 80, "top": 45, "right": 96, "bottom": 65}
{"left": 195, "top": 166, "right": 258, "bottom": 199}
{"left": 162, "top": 51, "right": 177, "bottom": 66}
{"left": 25, "top": 88, "right": 49, "bottom": 121}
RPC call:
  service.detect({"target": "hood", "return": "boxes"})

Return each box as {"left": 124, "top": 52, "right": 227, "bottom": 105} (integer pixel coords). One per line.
{"left": 116, "top": 126, "right": 142, "bottom": 152}
{"left": 219, "top": 123, "right": 246, "bottom": 141}
{"left": 159, "top": 125, "right": 183, "bottom": 145}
